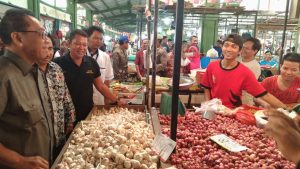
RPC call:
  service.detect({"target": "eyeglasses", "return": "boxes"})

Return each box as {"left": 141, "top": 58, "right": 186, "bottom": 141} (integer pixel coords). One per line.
{"left": 18, "top": 30, "right": 47, "bottom": 39}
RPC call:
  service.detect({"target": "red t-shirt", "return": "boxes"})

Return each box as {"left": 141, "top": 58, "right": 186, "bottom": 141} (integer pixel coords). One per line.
{"left": 134, "top": 49, "right": 145, "bottom": 76}
{"left": 201, "top": 61, "right": 267, "bottom": 108}
{"left": 187, "top": 46, "right": 200, "bottom": 70}
{"left": 261, "top": 76, "right": 300, "bottom": 104}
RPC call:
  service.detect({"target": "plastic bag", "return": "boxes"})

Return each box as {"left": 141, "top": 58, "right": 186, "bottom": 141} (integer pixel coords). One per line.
{"left": 194, "top": 99, "right": 234, "bottom": 116}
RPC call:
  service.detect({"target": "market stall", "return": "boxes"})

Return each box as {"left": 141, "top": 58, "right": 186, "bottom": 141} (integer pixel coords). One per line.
{"left": 156, "top": 105, "right": 296, "bottom": 169}
{"left": 52, "top": 106, "right": 158, "bottom": 169}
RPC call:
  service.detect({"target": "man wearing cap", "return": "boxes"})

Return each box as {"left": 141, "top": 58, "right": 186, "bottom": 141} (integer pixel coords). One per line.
{"left": 112, "top": 35, "right": 129, "bottom": 81}
{"left": 200, "top": 34, "right": 287, "bottom": 109}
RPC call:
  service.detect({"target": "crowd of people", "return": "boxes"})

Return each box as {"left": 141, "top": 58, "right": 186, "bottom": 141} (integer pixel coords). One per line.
{"left": 0, "top": 8, "right": 299, "bottom": 169}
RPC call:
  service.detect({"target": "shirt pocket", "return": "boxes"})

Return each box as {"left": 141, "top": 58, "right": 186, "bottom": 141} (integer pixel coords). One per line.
{"left": 21, "top": 103, "right": 44, "bottom": 127}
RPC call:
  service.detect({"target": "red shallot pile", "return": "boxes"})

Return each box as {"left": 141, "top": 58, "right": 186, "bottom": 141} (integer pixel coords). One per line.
{"left": 159, "top": 112, "right": 295, "bottom": 169}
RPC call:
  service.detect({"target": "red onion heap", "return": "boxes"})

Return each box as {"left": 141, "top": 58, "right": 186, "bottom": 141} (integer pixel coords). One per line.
{"left": 159, "top": 112, "right": 295, "bottom": 169}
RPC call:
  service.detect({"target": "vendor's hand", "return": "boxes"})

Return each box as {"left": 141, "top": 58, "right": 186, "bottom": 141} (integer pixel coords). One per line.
{"left": 117, "top": 99, "right": 127, "bottom": 106}
{"left": 137, "top": 73, "right": 142, "bottom": 80}
{"left": 66, "top": 123, "right": 74, "bottom": 135}
{"left": 15, "top": 156, "right": 49, "bottom": 169}
{"left": 264, "top": 109, "right": 300, "bottom": 163}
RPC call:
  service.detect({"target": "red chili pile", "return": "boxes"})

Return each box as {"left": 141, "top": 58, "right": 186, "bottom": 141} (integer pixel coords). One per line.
{"left": 159, "top": 112, "right": 295, "bottom": 169}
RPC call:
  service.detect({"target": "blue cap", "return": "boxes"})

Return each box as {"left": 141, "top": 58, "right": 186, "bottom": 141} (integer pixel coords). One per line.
{"left": 119, "top": 35, "right": 129, "bottom": 43}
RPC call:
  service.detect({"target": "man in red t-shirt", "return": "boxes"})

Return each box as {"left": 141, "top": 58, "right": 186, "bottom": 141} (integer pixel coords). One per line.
{"left": 135, "top": 39, "right": 148, "bottom": 79}
{"left": 257, "top": 53, "right": 300, "bottom": 108}
{"left": 200, "top": 34, "right": 287, "bottom": 109}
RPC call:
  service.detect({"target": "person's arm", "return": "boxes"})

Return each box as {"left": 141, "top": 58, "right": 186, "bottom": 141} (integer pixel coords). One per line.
{"left": 135, "top": 65, "right": 142, "bottom": 79}
{"left": 63, "top": 81, "right": 76, "bottom": 134}
{"left": 135, "top": 53, "right": 142, "bottom": 79}
{"left": 204, "top": 88, "right": 211, "bottom": 101}
{"left": 260, "top": 93, "right": 287, "bottom": 109}
{"left": 0, "top": 144, "right": 48, "bottom": 169}
{"left": 264, "top": 109, "right": 300, "bottom": 164}
{"left": 253, "top": 97, "right": 271, "bottom": 109}
{"left": 94, "top": 77, "right": 117, "bottom": 102}
{"left": 112, "top": 52, "right": 120, "bottom": 79}
{"left": 93, "top": 77, "right": 126, "bottom": 106}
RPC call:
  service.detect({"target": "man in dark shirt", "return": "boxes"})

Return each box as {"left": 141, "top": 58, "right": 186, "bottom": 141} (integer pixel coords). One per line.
{"left": 54, "top": 30, "right": 125, "bottom": 123}
{"left": 0, "top": 9, "right": 53, "bottom": 169}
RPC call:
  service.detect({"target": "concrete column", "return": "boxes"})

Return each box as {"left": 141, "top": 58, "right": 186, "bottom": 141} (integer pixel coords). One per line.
{"left": 67, "top": 0, "right": 77, "bottom": 30}
{"left": 86, "top": 9, "right": 93, "bottom": 27}
{"left": 27, "top": 0, "right": 40, "bottom": 19}
{"left": 200, "top": 15, "right": 218, "bottom": 54}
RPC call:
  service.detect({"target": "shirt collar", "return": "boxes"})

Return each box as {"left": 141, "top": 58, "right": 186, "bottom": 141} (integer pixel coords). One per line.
{"left": 66, "top": 52, "right": 89, "bottom": 64}
{"left": 4, "top": 50, "right": 34, "bottom": 75}
{"left": 87, "top": 48, "right": 99, "bottom": 56}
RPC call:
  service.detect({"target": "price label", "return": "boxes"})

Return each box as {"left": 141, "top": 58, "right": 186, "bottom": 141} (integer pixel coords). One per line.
{"left": 151, "top": 108, "right": 162, "bottom": 135}
{"left": 210, "top": 134, "right": 247, "bottom": 152}
{"left": 152, "top": 133, "right": 176, "bottom": 162}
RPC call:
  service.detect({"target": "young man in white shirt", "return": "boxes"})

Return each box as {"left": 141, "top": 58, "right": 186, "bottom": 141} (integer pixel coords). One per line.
{"left": 85, "top": 26, "right": 114, "bottom": 105}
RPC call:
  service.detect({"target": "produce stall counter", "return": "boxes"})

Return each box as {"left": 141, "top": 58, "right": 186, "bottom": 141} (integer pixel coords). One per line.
{"left": 51, "top": 106, "right": 159, "bottom": 169}
{"left": 157, "top": 111, "right": 295, "bottom": 169}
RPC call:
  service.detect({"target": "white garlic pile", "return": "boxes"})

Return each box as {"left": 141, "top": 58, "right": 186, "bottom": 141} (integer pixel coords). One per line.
{"left": 55, "top": 107, "right": 158, "bottom": 169}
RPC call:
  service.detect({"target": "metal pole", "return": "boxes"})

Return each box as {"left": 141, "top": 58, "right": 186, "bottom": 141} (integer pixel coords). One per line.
{"left": 254, "top": 11, "right": 258, "bottom": 37}
{"left": 280, "top": 0, "right": 290, "bottom": 67}
{"left": 145, "top": 0, "right": 151, "bottom": 109}
{"left": 136, "top": 13, "right": 140, "bottom": 50}
{"left": 225, "top": 18, "right": 227, "bottom": 35}
{"left": 170, "top": 0, "right": 184, "bottom": 143}
{"left": 139, "top": 11, "right": 143, "bottom": 49}
{"left": 236, "top": 15, "right": 239, "bottom": 34}
{"left": 150, "top": 0, "right": 158, "bottom": 107}
{"left": 254, "top": 0, "right": 260, "bottom": 37}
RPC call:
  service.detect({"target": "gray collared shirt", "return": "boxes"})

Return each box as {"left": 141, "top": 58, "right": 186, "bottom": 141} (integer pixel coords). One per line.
{"left": 0, "top": 50, "right": 54, "bottom": 168}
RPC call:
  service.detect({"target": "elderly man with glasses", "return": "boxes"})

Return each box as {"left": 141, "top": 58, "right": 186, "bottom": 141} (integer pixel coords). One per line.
{"left": 0, "top": 9, "right": 54, "bottom": 169}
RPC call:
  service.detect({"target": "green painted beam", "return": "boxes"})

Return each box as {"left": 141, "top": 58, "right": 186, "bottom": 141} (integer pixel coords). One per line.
{"left": 93, "top": 4, "right": 131, "bottom": 14}
{"left": 113, "top": 22, "right": 136, "bottom": 27}
{"left": 77, "top": 0, "right": 97, "bottom": 4}
{"left": 102, "top": 13, "right": 136, "bottom": 21}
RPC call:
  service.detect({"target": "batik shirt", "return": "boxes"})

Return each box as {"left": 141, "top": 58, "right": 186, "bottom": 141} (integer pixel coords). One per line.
{"left": 112, "top": 46, "right": 128, "bottom": 81}
{"left": 45, "top": 61, "right": 75, "bottom": 146}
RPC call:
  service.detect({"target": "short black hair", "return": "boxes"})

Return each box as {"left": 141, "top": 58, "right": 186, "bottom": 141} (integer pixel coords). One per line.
{"left": 0, "top": 9, "right": 34, "bottom": 45}
{"left": 69, "top": 29, "right": 88, "bottom": 42}
{"left": 281, "top": 52, "right": 300, "bottom": 65}
{"left": 224, "top": 34, "right": 243, "bottom": 50}
{"left": 189, "top": 35, "right": 197, "bottom": 41}
{"left": 46, "top": 33, "right": 55, "bottom": 46}
{"left": 244, "top": 37, "right": 261, "bottom": 54}
{"left": 163, "top": 36, "right": 167, "bottom": 40}
{"left": 85, "top": 26, "right": 104, "bottom": 37}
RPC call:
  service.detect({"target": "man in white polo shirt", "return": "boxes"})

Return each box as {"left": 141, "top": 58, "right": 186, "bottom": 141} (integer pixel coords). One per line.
{"left": 85, "top": 26, "right": 114, "bottom": 105}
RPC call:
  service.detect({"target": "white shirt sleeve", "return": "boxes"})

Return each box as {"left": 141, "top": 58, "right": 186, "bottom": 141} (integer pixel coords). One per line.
{"left": 103, "top": 52, "right": 114, "bottom": 81}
